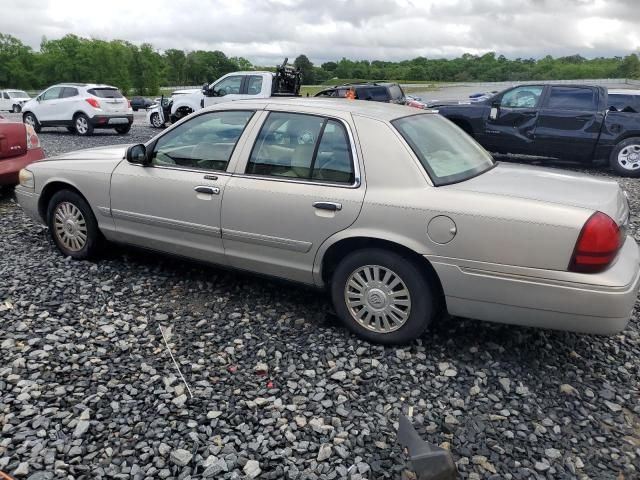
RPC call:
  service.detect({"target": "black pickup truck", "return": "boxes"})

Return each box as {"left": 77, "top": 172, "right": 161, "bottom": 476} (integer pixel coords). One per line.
{"left": 436, "top": 84, "right": 640, "bottom": 177}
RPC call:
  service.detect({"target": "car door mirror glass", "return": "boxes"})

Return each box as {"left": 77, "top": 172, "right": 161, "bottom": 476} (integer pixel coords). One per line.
{"left": 127, "top": 144, "right": 148, "bottom": 165}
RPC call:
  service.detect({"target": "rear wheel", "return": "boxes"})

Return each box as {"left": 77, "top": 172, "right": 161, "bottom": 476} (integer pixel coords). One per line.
{"left": 330, "top": 248, "right": 435, "bottom": 344}
{"left": 74, "top": 113, "right": 93, "bottom": 136}
{"left": 23, "top": 112, "right": 41, "bottom": 133}
{"left": 610, "top": 137, "right": 640, "bottom": 177}
{"left": 115, "top": 124, "right": 132, "bottom": 134}
{"left": 47, "top": 190, "right": 102, "bottom": 259}
{"left": 150, "top": 112, "right": 164, "bottom": 128}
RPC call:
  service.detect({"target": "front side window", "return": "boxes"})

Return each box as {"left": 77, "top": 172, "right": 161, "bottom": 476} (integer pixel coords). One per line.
{"left": 388, "top": 85, "right": 404, "bottom": 101}
{"left": 213, "top": 76, "right": 243, "bottom": 96}
{"left": 42, "top": 87, "right": 63, "bottom": 101}
{"left": 151, "top": 110, "right": 254, "bottom": 171}
{"left": 546, "top": 87, "right": 596, "bottom": 110}
{"left": 246, "top": 112, "right": 355, "bottom": 184}
{"left": 246, "top": 76, "right": 263, "bottom": 95}
{"left": 501, "top": 86, "right": 543, "bottom": 108}
{"left": 393, "top": 114, "right": 494, "bottom": 186}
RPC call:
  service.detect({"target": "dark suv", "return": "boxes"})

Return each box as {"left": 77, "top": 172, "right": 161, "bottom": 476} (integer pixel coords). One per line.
{"left": 315, "top": 82, "right": 406, "bottom": 104}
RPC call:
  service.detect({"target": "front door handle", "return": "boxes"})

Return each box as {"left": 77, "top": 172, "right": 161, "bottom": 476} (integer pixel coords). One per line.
{"left": 313, "top": 201, "right": 342, "bottom": 211}
{"left": 194, "top": 186, "right": 220, "bottom": 195}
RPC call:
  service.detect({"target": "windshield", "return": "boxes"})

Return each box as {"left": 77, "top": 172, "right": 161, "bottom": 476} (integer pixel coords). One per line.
{"left": 8, "top": 91, "right": 29, "bottom": 98}
{"left": 392, "top": 114, "right": 494, "bottom": 185}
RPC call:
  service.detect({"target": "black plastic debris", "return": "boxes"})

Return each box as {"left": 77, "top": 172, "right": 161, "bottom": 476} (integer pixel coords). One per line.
{"left": 397, "top": 414, "right": 458, "bottom": 480}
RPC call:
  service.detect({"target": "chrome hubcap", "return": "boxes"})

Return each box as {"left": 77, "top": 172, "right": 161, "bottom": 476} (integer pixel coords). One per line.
{"left": 76, "top": 117, "right": 88, "bottom": 134}
{"left": 152, "top": 114, "right": 162, "bottom": 127}
{"left": 24, "top": 115, "right": 35, "bottom": 127}
{"left": 344, "top": 265, "right": 411, "bottom": 333}
{"left": 618, "top": 145, "right": 640, "bottom": 171}
{"left": 54, "top": 202, "right": 87, "bottom": 252}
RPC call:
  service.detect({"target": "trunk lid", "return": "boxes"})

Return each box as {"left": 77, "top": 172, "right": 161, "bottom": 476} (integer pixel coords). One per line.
{"left": 448, "top": 162, "right": 629, "bottom": 226}
{"left": 88, "top": 87, "right": 129, "bottom": 114}
{"left": 0, "top": 122, "right": 27, "bottom": 160}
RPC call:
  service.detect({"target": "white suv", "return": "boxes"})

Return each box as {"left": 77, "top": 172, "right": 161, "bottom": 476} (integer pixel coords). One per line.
{"left": 21, "top": 83, "right": 133, "bottom": 136}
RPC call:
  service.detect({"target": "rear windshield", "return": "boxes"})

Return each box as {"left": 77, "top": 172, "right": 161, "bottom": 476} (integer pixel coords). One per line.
{"left": 356, "top": 87, "right": 390, "bottom": 102}
{"left": 392, "top": 114, "right": 495, "bottom": 186}
{"left": 8, "top": 90, "right": 29, "bottom": 98}
{"left": 87, "top": 88, "right": 123, "bottom": 98}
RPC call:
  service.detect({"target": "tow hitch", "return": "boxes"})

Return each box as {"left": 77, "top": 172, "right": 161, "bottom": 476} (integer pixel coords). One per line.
{"left": 397, "top": 414, "right": 458, "bottom": 480}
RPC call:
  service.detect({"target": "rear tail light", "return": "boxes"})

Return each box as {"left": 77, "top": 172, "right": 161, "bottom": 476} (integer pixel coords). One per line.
{"left": 25, "top": 124, "right": 40, "bottom": 150}
{"left": 85, "top": 98, "right": 101, "bottom": 109}
{"left": 569, "top": 211, "right": 624, "bottom": 273}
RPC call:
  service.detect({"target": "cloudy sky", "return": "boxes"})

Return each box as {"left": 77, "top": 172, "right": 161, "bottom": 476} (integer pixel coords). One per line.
{"left": 2, "top": 0, "right": 639, "bottom": 64}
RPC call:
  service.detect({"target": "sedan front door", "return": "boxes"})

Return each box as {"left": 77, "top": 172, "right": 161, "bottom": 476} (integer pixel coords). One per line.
{"left": 221, "top": 109, "right": 365, "bottom": 284}
{"left": 482, "top": 85, "right": 544, "bottom": 155}
{"left": 109, "top": 109, "right": 259, "bottom": 264}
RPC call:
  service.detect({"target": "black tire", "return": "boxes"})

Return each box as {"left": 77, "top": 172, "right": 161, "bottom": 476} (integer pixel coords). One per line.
{"left": 609, "top": 137, "right": 640, "bottom": 177}
{"left": 12, "top": 104, "right": 21, "bottom": 113}
{"left": 150, "top": 112, "right": 164, "bottom": 128}
{"left": 330, "top": 248, "right": 435, "bottom": 344}
{"left": 23, "top": 112, "right": 41, "bottom": 133}
{"left": 47, "top": 190, "right": 102, "bottom": 259}
{"left": 115, "top": 124, "right": 132, "bottom": 134}
{"left": 132, "top": 107, "right": 138, "bottom": 112}
{"left": 74, "top": 113, "right": 94, "bottom": 136}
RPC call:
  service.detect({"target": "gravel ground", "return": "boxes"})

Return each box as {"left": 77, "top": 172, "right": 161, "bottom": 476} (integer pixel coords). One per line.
{"left": 0, "top": 118, "right": 639, "bottom": 480}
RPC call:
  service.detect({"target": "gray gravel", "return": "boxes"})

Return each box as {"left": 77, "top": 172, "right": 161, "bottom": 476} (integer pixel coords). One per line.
{"left": 0, "top": 121, "right": 639, "bottom": 479}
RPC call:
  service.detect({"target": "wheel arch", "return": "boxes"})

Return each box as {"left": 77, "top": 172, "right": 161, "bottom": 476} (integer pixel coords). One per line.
{"left": 38, "top": 180, "right": 89, "bottom": 222}
{"left": 317, "top": 235, "right": 446, "bottom": 309}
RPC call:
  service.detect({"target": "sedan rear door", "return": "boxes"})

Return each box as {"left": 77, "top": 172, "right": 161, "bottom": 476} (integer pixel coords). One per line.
{"left": 534, "top": 86, "right": 603, "bottom": 161}
{"left": 221, "top": 107, "right": 365, "bottom": 284}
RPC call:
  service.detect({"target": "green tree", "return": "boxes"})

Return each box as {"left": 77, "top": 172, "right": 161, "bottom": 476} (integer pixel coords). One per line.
{"left": 294, "top": 54, "right": 315, "bottom": 84}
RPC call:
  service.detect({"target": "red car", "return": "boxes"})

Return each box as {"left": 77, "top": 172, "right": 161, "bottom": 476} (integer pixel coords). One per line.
{"left": 0, "top": 115, "right": 45, "bottom": 186}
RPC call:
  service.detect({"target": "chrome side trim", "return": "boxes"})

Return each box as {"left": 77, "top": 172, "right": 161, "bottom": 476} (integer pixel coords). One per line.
{"left": 223, "top": 228, "right": 312, "bottom": 253}
{"left": 97, "top": 206, "right": 111, "bottom": 217}
{"left": 111, "top": 209, "right": 221, "bottom": 236}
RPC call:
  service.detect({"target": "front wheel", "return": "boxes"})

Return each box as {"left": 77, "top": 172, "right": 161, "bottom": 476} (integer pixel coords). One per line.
{"left": 330, "top": 248, "right": 436, "bottom": 344}
{"left": 115, "top": 124, "right": 132, "bottom": 134}
{"left": 74, "top": 113, "right": 94, "bottom": 136}
{"left": 609, "top": 137, "right": 640, "bottom": 177}
{"left": 150, "top": 112, "right": 164, "bottom": 128}
{"left": 47, "top": 190, "right": 102, "bottom": 259}
{"left": 23, "top": 112, "right": 41, "bottom": 133}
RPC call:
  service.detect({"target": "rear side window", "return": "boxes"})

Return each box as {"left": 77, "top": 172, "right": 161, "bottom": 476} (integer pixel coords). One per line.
{"left": 609, "top": 94, "right": 638, "bottom": 112}
{"left": 61, "top": 87, "right": 78, "bottom": 98}
{"left": 546, "top": 87, "right": 596, "bottom": 110}
{"left": 356, "top": 87, "right": 390, "bottom": 102}
{"left": 246, "top": 76, "right": 263, "bottom": 95}
{"left": 88, "top": 88, "right": 123, "bottom": 99}
{"left": 246, "top": 112, "right": 354, "bottom": 184}
{"left": 388, "top": 85, "right": 404, "bottom": 101}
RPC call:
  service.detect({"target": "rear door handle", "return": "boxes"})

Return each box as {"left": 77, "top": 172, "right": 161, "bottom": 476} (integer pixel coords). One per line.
{"left": 313, "top": 201, "right": 342, "bottom": 211}
{"left": 194, "top": 186, "right": 220, "bottom": 195}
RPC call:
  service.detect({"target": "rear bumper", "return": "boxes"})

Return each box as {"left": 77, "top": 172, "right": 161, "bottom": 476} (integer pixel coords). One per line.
{"left": 90, "top": 114, "right": 133, "bottom": 128}
{"left": 0, "top": 148, "right": 45, "bottom": 185}
{"left": 429, "top": 236, "right": 640, "bottom": 334}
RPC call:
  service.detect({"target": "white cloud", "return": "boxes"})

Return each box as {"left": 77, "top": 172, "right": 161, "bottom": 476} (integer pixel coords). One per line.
{"left": 1, "top": 0, "right": 639, "bottom": 64}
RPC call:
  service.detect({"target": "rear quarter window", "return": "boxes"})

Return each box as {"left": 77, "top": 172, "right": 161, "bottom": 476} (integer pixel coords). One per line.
{"left": 88, "top": 88, "right": 124, "bottom": 99}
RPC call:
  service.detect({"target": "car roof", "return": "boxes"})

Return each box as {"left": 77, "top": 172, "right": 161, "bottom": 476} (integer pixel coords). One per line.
{"left": 202, "top": 97, "right": 427, "bottom": 121}
{"left": 608, "top": 89, "right": 640, "bottom": 95}
{"left": 51, "top": 83, "right": 119, "bottom": 89}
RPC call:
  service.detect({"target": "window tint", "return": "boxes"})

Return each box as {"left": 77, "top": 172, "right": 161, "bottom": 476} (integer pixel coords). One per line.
{"left": 393, "top": 114, "right": 494, "bottom": 186}
{"left": 214, "top": 76, "right": 242, "bottom": 96}
{"left": 2, "top": 92, "right": 8, "bottom": 99}
{"left": 546, "top": 87, "right": 595, "bottom": 110}
{"left": 356, "top": 87, "right": 390, "bottom": 102}
{"left": 88, "top": 88, "right": 123, "bottom": 98}
{"left": 61, "top": 87, "right": 78, "bottom": 98}
{"left": 388, "top": 85, "right": 404, "bottom": 100}
{"left": 246, "top": 76, "right": 263, "bottom": 95}
{"left": 42, "top": 87, "right": 63, "bottom": 101}
{"left": 151, "top": 110, "right": 254, "bottom": 171}
{"left": 246, "top": 112, "right": 354, "bottom": 184}
{"left": 609, "top": 94, "right": 638, "bottom": 112}
{"left": 501, "top": 86, "right": 543, "bottom": 108}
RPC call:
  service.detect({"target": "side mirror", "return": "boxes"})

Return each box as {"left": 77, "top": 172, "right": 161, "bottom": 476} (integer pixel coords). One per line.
{"left": 36, "top": 96, "right": 42, "bottom": 102}
{"left": 489, "top": 100, "right": 500, "bottom": 120}
{"left": 126, "top": 144, "right": 148, "bottom": 165}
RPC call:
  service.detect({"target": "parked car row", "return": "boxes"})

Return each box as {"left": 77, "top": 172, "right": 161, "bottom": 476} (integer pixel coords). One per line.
{"left": 14, "top": 98, "right": 640, "bottom": 344}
